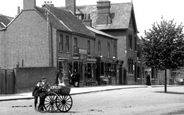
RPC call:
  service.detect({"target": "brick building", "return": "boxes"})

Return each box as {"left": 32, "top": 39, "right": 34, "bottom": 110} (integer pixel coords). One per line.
{"left": 71, "top": 0, "right": 144, "bottom": 85}
{"left": 0, "top": 0, "right": 120, "bottom": 93}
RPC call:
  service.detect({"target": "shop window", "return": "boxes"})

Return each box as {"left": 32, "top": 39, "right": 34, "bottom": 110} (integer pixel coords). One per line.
{"left": 101, "top": 62, "right": 104, "bottom": 76}
{"left": 73, "top": 61, "right": 78, "bottom": 72}
{"left": 128, "top": 58, "right": 133, "bottom": 74}
{"left": 137, "top": 67, "right": 140, "bottom": 78}
{"left": 58, "top": 61, "right": 63, "bottom": 71}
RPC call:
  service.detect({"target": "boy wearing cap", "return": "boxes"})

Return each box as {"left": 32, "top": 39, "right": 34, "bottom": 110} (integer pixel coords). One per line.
{"left": 33, "top": 76, "right": 50, "bottom": 112}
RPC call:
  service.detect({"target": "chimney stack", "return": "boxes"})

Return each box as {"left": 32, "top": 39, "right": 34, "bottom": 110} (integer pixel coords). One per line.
{"left": 65, "top": 0, "right": 76, "bottom": 15}
{"left": 96, "top": 0, "right": 111, "bottom": 25}
{"left": 17, "top": 6, "right": 21, "bottom": 15}
{"left": 82, "top": 14, "right": 92, "bottom": 27}
{"left": 23, "top": 0, "right": 36, "bottom": 10}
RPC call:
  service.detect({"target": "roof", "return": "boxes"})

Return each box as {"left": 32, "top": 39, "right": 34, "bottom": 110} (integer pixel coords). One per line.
{"left": 77, "top": 2, "right": 135, "bottom": 30}
{"left": 86, "top": 26, "right": 117, "bottom": 40}
{"left": 35, "top": 5, "right": 95, "bottom": 38}
{"left": 0, "top": 14, "right": 13, "bottom": 28}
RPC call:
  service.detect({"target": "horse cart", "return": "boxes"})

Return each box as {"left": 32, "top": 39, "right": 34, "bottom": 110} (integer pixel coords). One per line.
{"left": 43, "top": 85, "right": 73, "bottom": 112}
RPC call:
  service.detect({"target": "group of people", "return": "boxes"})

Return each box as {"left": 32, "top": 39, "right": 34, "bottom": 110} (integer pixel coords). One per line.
{"left": 32, "top": 69, "right": 80, "bottom": 112}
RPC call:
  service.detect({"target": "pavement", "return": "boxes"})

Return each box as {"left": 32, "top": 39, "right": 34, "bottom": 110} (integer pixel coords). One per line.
{"left": 0, "top": 85, "right": 168, "bottom": 101}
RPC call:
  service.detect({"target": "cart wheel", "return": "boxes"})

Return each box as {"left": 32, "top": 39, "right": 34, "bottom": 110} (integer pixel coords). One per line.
{"left": 44, "top": 92, "right": 58, "bottom": 112}
{"left": 56, "top": 94, "right": 73, "bottom": 112}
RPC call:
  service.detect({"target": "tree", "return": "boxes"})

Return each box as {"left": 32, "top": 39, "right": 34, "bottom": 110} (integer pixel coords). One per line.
{"left": 141, "top": 19, "right": 184, "bottom": 92}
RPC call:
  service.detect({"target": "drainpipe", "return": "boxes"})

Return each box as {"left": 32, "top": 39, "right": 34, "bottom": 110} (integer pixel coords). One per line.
{"left": 46, "top": 10, "right": 54, "bottom": 67}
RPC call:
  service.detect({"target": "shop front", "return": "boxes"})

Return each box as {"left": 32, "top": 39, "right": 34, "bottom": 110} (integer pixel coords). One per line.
{"left": 72, "top": 48, "right": 97, "bottom": 86}
{"left": 96, "top": 57, "right": 117, "bottom": 85}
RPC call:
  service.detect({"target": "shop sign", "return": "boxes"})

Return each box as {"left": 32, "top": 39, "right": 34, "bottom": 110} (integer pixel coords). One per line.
{"left": 79, "top": 49, "right": 87, "bottom": 54}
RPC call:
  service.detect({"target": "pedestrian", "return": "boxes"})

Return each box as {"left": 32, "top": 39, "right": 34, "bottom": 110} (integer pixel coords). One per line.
{"left": 72, "top": 70, "right": 80, "bottom": 87}
{"left": 56, "top": 68, "right": 64, "bottom": 86}
{"left": 32, "top": 81, "right": 41, "bottom": 110}
{"left": 146, "top": 73, "right": 151, "bottom": 86}
{"left": 34, "top": 76, "right": 50, "bottom": 112}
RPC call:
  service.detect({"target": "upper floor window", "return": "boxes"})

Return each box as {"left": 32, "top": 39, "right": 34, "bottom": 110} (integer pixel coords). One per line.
{"left": 66, "top": 35, "right": 69, "bottom": 52}
{"left": 74, "top": 37, "right": 78, "bottom": 53}
{"left": 134, "top": 37, "right": 137, "bottom": 50}
{"left": 129, "top": 34, "right": 132, "bottom": 49}
{"left": 59, "top": 34, "right": 63, "bottom": 52}
{"left": 113, "top": 41, "right": 117, "bottom": 57}
{"left": 107, "top": 42, "right": 110, "bottom": 57}
{"left": 98, "top": 40, "right": 101, "bottom": 55}
{"left": 87, "top": 40, "right": 91, "bottom": 55}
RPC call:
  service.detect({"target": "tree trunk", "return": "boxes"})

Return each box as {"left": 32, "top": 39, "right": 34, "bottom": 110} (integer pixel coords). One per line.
{"left": 165, "top": 69, "right": 167, "bottom": 93}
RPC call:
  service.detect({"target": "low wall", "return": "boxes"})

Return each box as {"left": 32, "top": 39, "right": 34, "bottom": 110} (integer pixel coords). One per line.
{"left": 15, "top": 67, "right": 57, "bottom": 93}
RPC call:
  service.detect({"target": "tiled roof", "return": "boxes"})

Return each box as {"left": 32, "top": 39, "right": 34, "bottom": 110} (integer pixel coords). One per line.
{"left": 86, "top": 26, "right": 117, "bottom": 40}
{"left": 77, "top": 2, "right": 133, "bottom": 30}
{"left": 35, "top": 5, "right": 95, "bottom": 38}
{"left": 0, "top": 14, "right": 12, "bottom": 28}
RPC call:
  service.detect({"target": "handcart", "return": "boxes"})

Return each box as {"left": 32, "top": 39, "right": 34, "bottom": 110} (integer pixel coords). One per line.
{"left": 43, "top": 85, "right": 73, "bottom": 112}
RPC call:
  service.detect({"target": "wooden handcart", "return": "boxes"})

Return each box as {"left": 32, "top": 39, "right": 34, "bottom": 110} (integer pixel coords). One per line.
{"left": 43, "top": 85, "right": 73, "bottom": 112}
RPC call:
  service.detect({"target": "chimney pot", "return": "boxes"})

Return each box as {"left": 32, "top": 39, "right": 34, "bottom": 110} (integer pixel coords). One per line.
{"left": 23, "top": 0, "right": 36, "bottom": 10}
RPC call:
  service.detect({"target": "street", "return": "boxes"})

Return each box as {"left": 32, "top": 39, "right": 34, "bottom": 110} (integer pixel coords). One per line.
{"left": 0, "top": 86, "right": 184, "bottom": 115}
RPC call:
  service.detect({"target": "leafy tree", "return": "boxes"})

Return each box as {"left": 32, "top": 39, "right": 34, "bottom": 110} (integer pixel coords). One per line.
{"left": 141, "top": 19, "right": 184, "bottom": 92}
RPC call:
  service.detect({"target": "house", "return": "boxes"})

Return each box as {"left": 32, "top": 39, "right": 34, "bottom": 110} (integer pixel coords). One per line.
{"left": 0, "top": 0, "right": 98, "bottom": 93}
{"left": 64, "top": 0, "right": 122, "bottom": 85}
{"left": 86, "top": 26, "right": 118, "bottom": 85}
{"left": 65, "top": 0, "right": 143, "bottom": 85}
{"left": 0, "top": 14, "right": 13, "bottom": 29}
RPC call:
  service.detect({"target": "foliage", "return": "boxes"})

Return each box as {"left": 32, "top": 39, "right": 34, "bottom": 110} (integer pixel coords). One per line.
{"left": 141, "top": 19, "right": 184, "bottom": 70}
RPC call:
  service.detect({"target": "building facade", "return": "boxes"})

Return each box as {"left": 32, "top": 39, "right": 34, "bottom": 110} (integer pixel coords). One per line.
{"left": 0, "top": 0, "right": 98, "bottom": 87}
{"left": 74, "top": 0, "right": 144, "bottom": 85}
{"left": 0, "top": 0, "right": 120, "bottom": 89}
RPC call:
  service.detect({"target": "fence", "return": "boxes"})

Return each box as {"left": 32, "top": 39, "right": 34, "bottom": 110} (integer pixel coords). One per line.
{"left": 0, "top": 69, "right": 16, "bottom": 94}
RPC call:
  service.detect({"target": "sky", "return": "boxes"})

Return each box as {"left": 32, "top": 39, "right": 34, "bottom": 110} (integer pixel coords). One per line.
{"left": 0, "top": 0, "right": 184, "bottom": 37}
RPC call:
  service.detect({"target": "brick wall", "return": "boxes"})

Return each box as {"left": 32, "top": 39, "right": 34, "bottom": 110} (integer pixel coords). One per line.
{"left": 15, "top": 67, "right": 57, "bottom": 93}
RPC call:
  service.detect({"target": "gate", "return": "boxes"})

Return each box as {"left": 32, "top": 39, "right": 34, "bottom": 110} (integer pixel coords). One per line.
{"left": 0, "top": 69, "right": 16, "bottom": 94}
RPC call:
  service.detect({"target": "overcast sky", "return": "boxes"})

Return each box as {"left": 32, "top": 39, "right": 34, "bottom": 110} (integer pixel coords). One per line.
{"left": 0, "top": 0, "right": 184, "bottom": 37}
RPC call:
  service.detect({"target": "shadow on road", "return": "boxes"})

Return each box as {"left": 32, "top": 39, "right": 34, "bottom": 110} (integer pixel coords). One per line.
{"left": 154, "top": 91, "right": 184, "bottom": 95}
{"left": 161, "top": 109, "right": 184, "bottom": 115}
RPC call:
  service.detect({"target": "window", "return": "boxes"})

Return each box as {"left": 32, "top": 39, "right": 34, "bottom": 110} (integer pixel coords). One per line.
{"left": 113, "top": 41, "right": 116, "bottom": 57}
{"left": 134, "top": 37, "right": 137, "bottom": 50}
{"left": 59, "top": 34, "right": 63, "bottom": 52}
{"left": 107, "top": 42, "right": 110, "bottom": 57}
{"left": 98, "top": 40, "right": 101, "bottom": 55}
{"left": 101, "top": 62, "right": 104, "bottom": 75}
{"left": 129, "top": 35, "right": 132, "bottom": 49}
{"left": 74, "top": 37, "right": 78, "bottom": 53}
{"left": 66, "top": 35, "right": 69, "bottom": 52}
{"left": 87, "top": 40, "right": 90, "bottom": 55}
{"left": 128, "top": 58, "right": 133, "bottom": 74}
